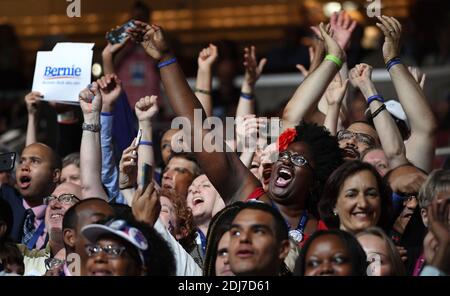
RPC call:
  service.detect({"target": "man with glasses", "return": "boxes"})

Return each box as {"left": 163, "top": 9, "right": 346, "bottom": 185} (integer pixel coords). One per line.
{"left": 17, "top": 182, "right": 82, "bottom": 276}
{"left": 337, "top": 122, "right": 380, "bottom": 161}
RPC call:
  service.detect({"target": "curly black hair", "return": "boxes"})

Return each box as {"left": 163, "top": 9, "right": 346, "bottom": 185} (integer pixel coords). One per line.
{"left": 291, "top": 121, "right": 344, "bottom": 215}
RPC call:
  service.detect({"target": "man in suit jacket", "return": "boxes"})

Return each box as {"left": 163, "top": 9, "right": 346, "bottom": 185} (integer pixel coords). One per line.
{"left": 0, "top": 143, "right": 61, "bottom": 249}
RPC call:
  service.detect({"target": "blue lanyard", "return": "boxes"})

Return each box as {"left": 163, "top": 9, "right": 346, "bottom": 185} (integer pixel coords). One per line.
{"left": 270, "top": 200, "right": 308, "bottom": 234}
{"left": 26, "top": 221, "right": 45, "bottom": 250}
{"left": 197, "top": 229, "right": 207, "bottom": 256}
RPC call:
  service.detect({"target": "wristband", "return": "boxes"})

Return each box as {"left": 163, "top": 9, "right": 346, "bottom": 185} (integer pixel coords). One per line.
{"left": 101, "top": 112, "right": 113, "bottom": 116}
{"left": 194, "top": 88, "right": 211, "bottom": 95}
{"left": 139, "top": 141, "right": 153, "bottom": 146}
{"left": 371, "top": 104, "right": 387, "bottom": 119}
{"left": 158, "top": 57, "right": 177, "bottom": 69}
{"left": 367, "top": 95, "right": 385, "bottom": 105}
{"left": 325, "top": 54, "right": 343, "bottom": 68}
{"left": 386, "top": 57, "right": 401, "bottom": 71}
{"left": 240, "top": 92, "right": 254, "bottom": 100}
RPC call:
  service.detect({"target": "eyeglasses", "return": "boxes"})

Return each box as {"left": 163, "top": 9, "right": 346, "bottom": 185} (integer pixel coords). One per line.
{"left": 278, "top": 151, "right": 312, "bottom": 170}
{"left": 85, "top": 244, "right": 126, "bottom": 258}
{"left": 337, "top": 130, "right": 376, "bottom": 147}
{"left": 43, "top": 193, "right": 81, "bottom": 206}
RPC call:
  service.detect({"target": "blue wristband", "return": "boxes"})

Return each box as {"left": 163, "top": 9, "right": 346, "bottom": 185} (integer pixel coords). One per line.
{"left": 101, "top": 112, "right": 113, "bottom": 116}
{"left": 367, "top": 95, "right": 384, "bottom": 105}
{"left": 158, "top": 57, "right": 177, "bottom": 69}
{"left": 139, "top": 141, "right": 153, "bottom": 146}
{"left": 386, "top": 57, "right": 401, "bottom": 71}
{"left": 241, "top": 92, "right": 254, "bottom": 100}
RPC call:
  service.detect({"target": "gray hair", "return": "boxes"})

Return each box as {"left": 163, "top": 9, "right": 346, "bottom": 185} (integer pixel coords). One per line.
{"left": 418, "top": 169, "right": 450, "bottom": 209}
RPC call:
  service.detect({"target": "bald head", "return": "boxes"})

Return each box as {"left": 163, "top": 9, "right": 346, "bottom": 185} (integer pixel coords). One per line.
{"left": 24, "top": 143, "right": 62, "bottom": 170}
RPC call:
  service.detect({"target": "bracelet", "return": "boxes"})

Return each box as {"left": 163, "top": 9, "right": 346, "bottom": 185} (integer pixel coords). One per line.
{"left": 240, "top": 92, "right": 254, "bottom": 100}
{"left": 139, "top": 141, "right": 153, "bottom": 146}
{"left": 367, "top": 95, "right": 385, "bottom": 105}
{"left": 194, "top": 88, "right": 211, "bottom": 95}
{"left": 82, "top": 122, "right": 101, "bottom": 132}
{"left": 158, "top": 57, "right": 177, "bottom": 69}
{"left": 371, "top": 104, "right": 387, "bottom": 119}
{"left": 386, "top": 57, "right": 401, "bottom": 71}
{"left": 101, "top": 112, "right": 113, "bottom": 116}
{"left": 325, "top": 54, "right": 343, "bottom": 68}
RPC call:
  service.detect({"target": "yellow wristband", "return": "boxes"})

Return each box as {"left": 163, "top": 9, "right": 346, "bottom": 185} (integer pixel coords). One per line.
{"left": 325, "top": 54, "right": 343, "bottom": 68}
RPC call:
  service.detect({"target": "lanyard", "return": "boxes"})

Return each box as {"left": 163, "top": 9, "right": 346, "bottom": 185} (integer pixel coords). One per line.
{"left": 26, "top": 221, "right": 45, "bottom": 250}
{"left": 270, "top": 200, "right": 308, "bottom": 244}
{"left": 197, "top": 229, "right": 207, "bottom": 256}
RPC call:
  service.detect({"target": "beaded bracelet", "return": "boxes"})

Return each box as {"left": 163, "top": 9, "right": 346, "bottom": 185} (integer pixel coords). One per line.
{"left": 240, "top": 92, "right": 254, "bottom": 100}
{"left": 367, "top": 95, "right": 385, "bottom": 105}
{"left": 158, "top": 57, "right": 177, "bottom": 69}
{"left": 371, "top": 104, "right": 387, "bottom": 119}
{"left": 325, "top": 54, "right": 343, "bottom": 68}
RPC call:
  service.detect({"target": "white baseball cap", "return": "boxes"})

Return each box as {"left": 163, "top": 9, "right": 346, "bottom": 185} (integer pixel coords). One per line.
{"left": 81, "top": 219, "right": 148, "bottom": 263}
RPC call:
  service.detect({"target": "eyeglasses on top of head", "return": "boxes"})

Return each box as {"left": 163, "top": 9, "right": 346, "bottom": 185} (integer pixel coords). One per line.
{"left": 43, "top": 193, "right": 81, "bottom": 206}
{"left": 337, "top": 130, "right": 376, "bottom": 147}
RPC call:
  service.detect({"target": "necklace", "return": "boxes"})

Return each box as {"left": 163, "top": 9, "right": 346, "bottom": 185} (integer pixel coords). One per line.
{"left": 270, "top": 200, "right": 308, "bottom": 244}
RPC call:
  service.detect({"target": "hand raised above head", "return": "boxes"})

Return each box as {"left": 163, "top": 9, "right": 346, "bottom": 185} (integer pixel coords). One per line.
{"left": 127, "top": 22, "right": 171, "bottom": 61}
{"left": 198, "top": 43, "right": 218, "bottom": 71}
{"left": 243, "top": 46, "right": 267, "bottom": 86}
{"left": 318, "top": 22, "right": 345, "bottom": 62}
{"left": 135, "top": 95, "right": 159, "bottom": 122}
{"left": 79, "top": 82, "right": 102, "bottom": 116}
{"left": 376, "top": 15, "right": 402, "bottom": 63}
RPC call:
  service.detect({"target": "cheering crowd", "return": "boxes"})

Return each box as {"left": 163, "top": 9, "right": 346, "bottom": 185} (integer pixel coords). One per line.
{"left": 0, "top": 6, "right": 449, "bottom": 277}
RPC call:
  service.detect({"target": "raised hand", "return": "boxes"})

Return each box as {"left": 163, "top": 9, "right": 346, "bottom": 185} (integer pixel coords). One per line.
{"left": 135, "top": 95, "right": 159, "bottom": 122}
{"left": 127, "top": 22, "right": 170, "bottom": 61}
{"left": 236, "top": 114, "right": 264, "bottom": 152}
{"left": 243, "top": 46, "right": 267, "bottom": 86}
{"left": 119, "top": 138, "right": 138, "bottom": 189}
{"left": 198, "top": 44, "right": 218, "bottom": 72}
{"left": 103, "top": 27, "right": 130, "bottom": 55}
{"left": 330, "top": 11, "right": 357, "bottom": 50}
{"left": 296, "top": 33, "right": 325, "bottom": 77}
{"left": 96, "top": 74, "right": 122, "bottom": 113}
{"left": 318, "top": 22, "right": 345, "bottom": 61}
{"left": 132, "top": 181, "right": 161, "bottom": 226}
{"left": 408, "top": 66, "right": 426, "bottom": 89}
{"left": 24, "top": 91, "right": 43, "bottom": 115}
{"left": 79, "top": 82, "right": 102, "bottom": 116}
{"left": 376, "top": 15, "right": 402, "bottom": 63}
{"left": 349, "top": 63, "right": 373, "bottom": 89}
{"left": 325, "top": 74, "right": 349, "bottom": 106}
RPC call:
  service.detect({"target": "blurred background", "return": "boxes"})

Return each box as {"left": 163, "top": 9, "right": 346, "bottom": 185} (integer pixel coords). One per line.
{"left": 0, "top": 0, "right": 449, "bottom": 166}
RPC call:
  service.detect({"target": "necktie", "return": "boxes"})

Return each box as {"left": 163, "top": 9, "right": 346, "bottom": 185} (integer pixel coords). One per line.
{"left": 22, "top": 208, "right": 36, "bottom": 246}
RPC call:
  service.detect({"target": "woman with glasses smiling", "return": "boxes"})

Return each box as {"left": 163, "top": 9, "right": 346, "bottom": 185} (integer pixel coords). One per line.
{"left": 81, "top": 217, "right": 175, "bottom": 276}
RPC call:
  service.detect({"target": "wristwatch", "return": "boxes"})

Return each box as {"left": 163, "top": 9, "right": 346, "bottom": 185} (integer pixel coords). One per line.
{"left": 82, "top": 122, "right": 101, "bottom": 132}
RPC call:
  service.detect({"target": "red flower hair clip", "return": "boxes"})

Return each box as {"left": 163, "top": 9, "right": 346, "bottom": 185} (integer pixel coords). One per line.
{"left": 277, "top": 128, "right": 298, "bottom": 152}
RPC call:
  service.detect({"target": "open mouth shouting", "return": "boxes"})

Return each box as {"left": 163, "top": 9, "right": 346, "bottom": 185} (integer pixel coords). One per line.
{"left": 274, "top": 166, "right": 294, "bottom": 188}
{"left": 343, "top": 146, "right": 360, "bottom": 159}
{"left": 192, "top": 196, "right": 205, "bottom": 207}
{"left": 18, "top": 174, "right": 32, "bottom": 190}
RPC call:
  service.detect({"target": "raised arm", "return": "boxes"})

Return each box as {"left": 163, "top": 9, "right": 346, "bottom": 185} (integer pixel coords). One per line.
{"left": 235, "top": 46, "right": 267, "bottom": 117}
{"left": 134, "top": 95, "right": 159, "bottom": 189}
{"left": 128, "top": 22, "right": 259, "bottom": 203}
{"left": 323, "top": 73, "right": 349, "bottom": 135}
{"left": 282, "top": 23, "right": 346, "bottom": 130}
{"left": 101, "top": 30, "right": 129, "bottom": 75}
{"left": 79, "top": 82, "right": 108, "bottom": 200}
{"left": 97, "top": 74, "right": 125, "bottom": 203}
{"left": 24, "top": 91, "right": 42, "bottom": 146}
{"left": 195, "top": 44, "right": 218, "bottom": 117}
{"left": 377, "top": 15, "right": 437, "bottom": 172}
{"left": 349, "top": 63, "right": 408, "bottom": 169}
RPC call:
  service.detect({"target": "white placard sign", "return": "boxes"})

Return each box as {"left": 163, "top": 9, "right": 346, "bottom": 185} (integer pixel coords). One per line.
{"left": 32, "top": 42, "right": 94, "bottom": 105}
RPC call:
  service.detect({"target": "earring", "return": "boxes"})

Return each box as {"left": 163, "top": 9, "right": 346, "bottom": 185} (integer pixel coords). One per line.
{"left": 333, "top": 210, "right": 338, "bottom": 216}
